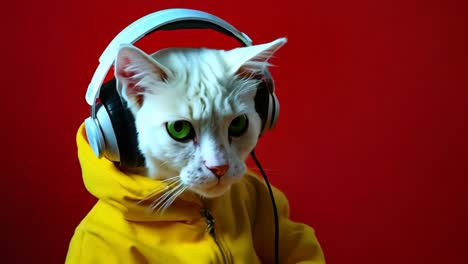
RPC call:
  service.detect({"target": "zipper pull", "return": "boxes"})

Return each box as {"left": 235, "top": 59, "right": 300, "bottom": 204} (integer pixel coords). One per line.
{"left": 201, "top": 207, "right": 230, "bottom": 263}
{"left": 200, "top": 208, "right": 216, "bottom": 238}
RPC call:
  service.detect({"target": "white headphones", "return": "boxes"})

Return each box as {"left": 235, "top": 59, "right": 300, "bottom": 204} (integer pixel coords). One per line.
{"left": 84, "top": 8, "right": 280, "bottom": 168}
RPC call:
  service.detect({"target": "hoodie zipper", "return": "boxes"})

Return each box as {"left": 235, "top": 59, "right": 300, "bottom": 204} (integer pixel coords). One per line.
{"left": 200, "top": 207, "right": 231, "bottom": 264}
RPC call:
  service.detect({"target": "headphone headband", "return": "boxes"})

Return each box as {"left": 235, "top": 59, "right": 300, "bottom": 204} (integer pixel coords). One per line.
{"left": 86, "top": 8, "right": 253, "bottom": 112}
{"left": 84, "top": 8, "right": 280, "bottom": 166}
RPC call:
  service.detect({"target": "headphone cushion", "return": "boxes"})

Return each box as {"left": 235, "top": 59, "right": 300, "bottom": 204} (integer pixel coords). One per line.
{"left": 269, "top": 93, "right": 280, "bottom": 129}
{"left": 254, "top": 81, "right": 271, "bottom": 134}
{"left": 99, "top": 79, "right": 145, "bottom": 168}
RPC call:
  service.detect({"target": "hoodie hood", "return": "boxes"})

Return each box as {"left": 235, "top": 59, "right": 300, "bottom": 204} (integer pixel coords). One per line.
{"left": 76, "top": 124, "right": 203, "bottom": 222}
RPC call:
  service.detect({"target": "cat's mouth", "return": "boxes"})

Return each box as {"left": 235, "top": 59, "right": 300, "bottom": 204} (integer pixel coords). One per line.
{"left": 195, "top": 180, "right": 221, "bottom": 191}
{"left": 190, "top": 179, "right": 230, "bottom": 198}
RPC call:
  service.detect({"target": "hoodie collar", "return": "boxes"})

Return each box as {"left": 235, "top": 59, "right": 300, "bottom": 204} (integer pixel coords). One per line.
{"left": 76, "top": 124, "right": 203, "bottom": 222}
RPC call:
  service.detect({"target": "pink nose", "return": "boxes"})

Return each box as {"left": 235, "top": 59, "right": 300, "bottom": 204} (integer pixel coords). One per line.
{"left": 204, "top": 163, "right": 229, "bottom": 178}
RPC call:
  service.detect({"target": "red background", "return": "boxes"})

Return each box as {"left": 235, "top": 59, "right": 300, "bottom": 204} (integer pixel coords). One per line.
{"left": 2, "top": 0, "right": 467, "bottom": 263}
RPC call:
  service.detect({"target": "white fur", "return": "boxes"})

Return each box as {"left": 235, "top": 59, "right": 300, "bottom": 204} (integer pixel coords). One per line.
{"left": 115, "top": 38, "right": 286, "bottom": 199}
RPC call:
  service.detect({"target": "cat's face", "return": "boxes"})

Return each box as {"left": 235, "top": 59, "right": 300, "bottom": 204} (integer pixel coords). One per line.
{"left": 115, "top": 38, "right": 286, "bottom": 198}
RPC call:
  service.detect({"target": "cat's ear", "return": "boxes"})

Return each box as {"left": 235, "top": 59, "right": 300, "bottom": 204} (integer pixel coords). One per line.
{"left": 115, "top": 44, "right": 170, "bottom": 111}
{"left": 226, "top": 37, "right": 287, "bottom": 75}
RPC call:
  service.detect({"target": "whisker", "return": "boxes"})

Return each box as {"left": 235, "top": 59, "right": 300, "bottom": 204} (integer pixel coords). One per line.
{"left": 158, "top": 160, "right": 170, "bottom": 168}
{"left": 161, "top": 176, "right": 180, "bottom": 183}
{"left": 159, "top": 185, "right": 188, "bottom": 213}
{"left": 151, "top": 182, "right": 183, "bottom": 211}
{"left": 137, "top": 178, "right": 180, "bottom": 204}
{"left": 150, "top": 188, "right": 177, "bottom": 210}
{"left": 146, "top": 179, "right": 179, "bottom": 198}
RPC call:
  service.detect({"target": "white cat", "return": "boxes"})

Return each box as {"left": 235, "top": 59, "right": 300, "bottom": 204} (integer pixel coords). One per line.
{"left": 66, "top": 37, "right": 325, "bottom": 263}
{"left": 115, "top": 38, "right": 286, "bottom": 200}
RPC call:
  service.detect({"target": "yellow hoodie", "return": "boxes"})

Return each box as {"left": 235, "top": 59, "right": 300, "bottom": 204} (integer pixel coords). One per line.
{"left": 66, "top": 125, "right": 325, "bottom": 263}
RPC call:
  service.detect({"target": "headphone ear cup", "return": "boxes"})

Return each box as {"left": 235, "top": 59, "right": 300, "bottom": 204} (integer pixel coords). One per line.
{"left": 254, "top": 81, "right": 271, "bottom": 135}
{"left": 99, "top": 79, "right": 145, "bottom": 168}
{"left": 269, "top": 92, "right": 280, "bottom": 130}
{"left": 84, "top": 116, "right": 105, "bottom": 158}
{"left": 254, "top": 71, "right": 279, "bottom": 135}
{"left": 92, "top": 102, "right": 121, "bottom": 162}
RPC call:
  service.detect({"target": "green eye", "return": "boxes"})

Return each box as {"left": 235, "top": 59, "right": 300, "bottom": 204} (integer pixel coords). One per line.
{"left": 229, "top": 114, "right": 249, "bottom": 138}
{"left": 166, "top": 120, "right": 194, "bottom": 142}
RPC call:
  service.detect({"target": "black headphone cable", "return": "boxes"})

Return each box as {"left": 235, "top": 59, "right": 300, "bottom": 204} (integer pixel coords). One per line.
{"left": 250, "top": 150, "right": 279, "bottom": 264}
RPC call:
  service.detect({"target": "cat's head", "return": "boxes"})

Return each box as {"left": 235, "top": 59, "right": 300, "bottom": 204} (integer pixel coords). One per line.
{"left": 115, "top": 38, "right": 286, "bottom": 198}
